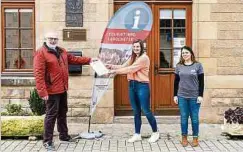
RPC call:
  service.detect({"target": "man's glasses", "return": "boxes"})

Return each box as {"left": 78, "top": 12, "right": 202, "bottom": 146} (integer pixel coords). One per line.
{"left": 48, "top": 38, "right": 58, "bottom": 41}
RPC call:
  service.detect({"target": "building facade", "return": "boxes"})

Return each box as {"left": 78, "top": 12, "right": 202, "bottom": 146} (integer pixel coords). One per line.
{"left": 1, "top": 0, "right": 243, "bottom": 123}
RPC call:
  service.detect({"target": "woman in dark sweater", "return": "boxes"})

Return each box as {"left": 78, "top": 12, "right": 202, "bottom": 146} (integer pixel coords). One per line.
{"left": 174, "top": 46, "right": 204, "bottom": 147}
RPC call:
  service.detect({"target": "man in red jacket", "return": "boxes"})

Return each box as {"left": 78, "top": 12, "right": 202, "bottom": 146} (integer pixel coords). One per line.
{"left": 34, "top": 32, "right": 93, "bottom": 150}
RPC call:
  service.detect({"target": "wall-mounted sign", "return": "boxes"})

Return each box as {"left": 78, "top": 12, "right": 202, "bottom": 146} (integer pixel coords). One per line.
{"left": 63, "top": 29, "right": 86, "bottom": 41}
{"left": 66, "top": 0, "right": 83, "bottom": 27}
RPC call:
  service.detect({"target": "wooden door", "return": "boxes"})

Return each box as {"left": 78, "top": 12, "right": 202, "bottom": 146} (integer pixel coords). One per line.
{"left": 114, "top": 2, "right": 192, "bottom": 116}
{"left": 152, "top": 4, "right": 192, "bottom": 115}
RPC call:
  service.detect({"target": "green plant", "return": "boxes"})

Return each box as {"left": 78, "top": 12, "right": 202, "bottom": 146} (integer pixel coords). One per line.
{"left": 1, "top": 104, "right": 32, "bottom": 116}
{"left": 1, "top": 112, "right": 8, "bottom": 116}
{"left": 1, "top": 117, "right": 44, "bottom": 136}
{"left": 6, "top": 104, "right": 22, "bottom": 114}
{"left": 28, "top": 88, "right": 45, "bottom": 116}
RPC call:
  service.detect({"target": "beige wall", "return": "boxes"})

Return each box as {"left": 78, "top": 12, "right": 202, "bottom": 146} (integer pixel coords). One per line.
{"left": 0, "top": 0, "right": 1, "bottom": 136}
{"left": 1, "top": 0, "right": 114, "bottom": 123}
{"left": 0, "top": 1, "right": 2, "bottom": 74}
{"left": 2, "top": 0, "right": 243, "bottom": 124}
{"left": 35, "top": 0, "right": 114, "bottom": 123}
{"left": 193, "top": 0, "right": 243, "bottom": 123}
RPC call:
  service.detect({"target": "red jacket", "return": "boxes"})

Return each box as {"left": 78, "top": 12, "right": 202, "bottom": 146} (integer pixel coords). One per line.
{"left": 34, "top": 43, "right": 91, "bottom": 98}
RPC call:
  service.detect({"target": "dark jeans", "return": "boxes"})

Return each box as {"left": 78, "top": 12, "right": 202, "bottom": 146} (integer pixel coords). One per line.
{"left": 43, "top": 92, "right": 68, "bottom": 143}
{"left": 129, "top": 80, "right": 158, "bottom": 134}
{"left": 178, "top": 96, "right": 200, "bottom": 137}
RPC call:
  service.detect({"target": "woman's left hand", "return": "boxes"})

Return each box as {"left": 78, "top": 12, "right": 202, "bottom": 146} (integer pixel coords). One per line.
{"left": 109, "top": 70, "right": 116, "bottom": 74}
{"left": 197, "top": 96, "right": 203, "bottom": 103}
{"left": 105, "top": 64, "right": 113, "bottom": 69}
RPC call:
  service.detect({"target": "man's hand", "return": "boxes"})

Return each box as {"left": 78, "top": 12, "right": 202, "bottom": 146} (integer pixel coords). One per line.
{"left": 197, "top": 96, "right": 203, "bottom": 103}
{"left": 91, "top": 58, "right": 98, "bottom": 63}
{"left": 174, "top": 96, "right": 178, "bottom": 104}
{"left": 42, "top": 96, "right": 49, "bottom": 101}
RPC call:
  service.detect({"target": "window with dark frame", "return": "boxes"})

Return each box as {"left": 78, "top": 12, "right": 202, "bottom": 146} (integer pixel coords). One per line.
{"left": 66, "top": 0, "right": 83, "bottom": 27}
{"left": 2, "top": 3, "right": 35, "bottom": 72}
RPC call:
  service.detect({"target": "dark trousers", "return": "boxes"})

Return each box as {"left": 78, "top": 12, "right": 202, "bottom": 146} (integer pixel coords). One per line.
{"left": 43, "top": 92, "right": 68, "bottom": 143}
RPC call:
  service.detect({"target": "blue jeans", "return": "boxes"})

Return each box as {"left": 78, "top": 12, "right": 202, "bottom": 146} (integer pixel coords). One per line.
{"left": 129, "top": 80, "right": 158, "bottom": 134}
{"left": 178, "top": 96, "right": 200, "bottom": 137}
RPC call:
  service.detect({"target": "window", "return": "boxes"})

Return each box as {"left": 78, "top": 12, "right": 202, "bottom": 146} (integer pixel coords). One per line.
{"left": 160, "top": 9, "right": 186, "bottom": 68}
{"left": 66, "top": 0, "right": 83, "bottom": 27}
{"left": 1, "top": 2, "right": 35, "bottom": 72}
{"left": 158, "top": 5, "right": 192, "bottom": 70}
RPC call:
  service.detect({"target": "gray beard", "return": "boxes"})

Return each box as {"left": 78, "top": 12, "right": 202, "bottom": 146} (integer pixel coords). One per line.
{"left": 46, "top": 42, "right": 57, "bottom": 50}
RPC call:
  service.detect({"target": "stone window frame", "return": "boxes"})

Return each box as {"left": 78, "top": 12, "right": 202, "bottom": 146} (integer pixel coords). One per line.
{"left": 1, "top": 1, "right": 35, "bottom": 75}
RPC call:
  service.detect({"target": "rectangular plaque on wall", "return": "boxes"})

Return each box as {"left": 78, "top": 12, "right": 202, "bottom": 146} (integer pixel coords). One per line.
{"left": 63, "top": 29, "right": 86, "bottom": 41}
{"left": 66, "top": 0, "right": 83, "bottom": 27}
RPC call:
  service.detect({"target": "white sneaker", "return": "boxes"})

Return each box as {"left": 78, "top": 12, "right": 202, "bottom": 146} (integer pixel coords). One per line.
{"left": 127, "top": 134, "right": 142, "bottom": 143}
{"left": 148, "top": 132, "right": 160, "bottom": 143}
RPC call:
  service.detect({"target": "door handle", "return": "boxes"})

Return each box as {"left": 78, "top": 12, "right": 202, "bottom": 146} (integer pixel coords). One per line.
{"left": 154, "top": 64, "right": 158, "bottom": 75}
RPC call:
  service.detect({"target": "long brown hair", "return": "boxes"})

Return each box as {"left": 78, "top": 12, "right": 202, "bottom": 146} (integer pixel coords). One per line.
{"left": 129, "top": 39, "right": 145, "bottom": 65}
{"left": 178, "top": 45, "right": 197, "bottom": 65}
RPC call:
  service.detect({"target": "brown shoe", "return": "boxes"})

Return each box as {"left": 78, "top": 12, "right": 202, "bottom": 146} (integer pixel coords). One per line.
{"left": 192, "top": 137, "right": 199, "bottom": 147}
{"left": 181, "top": 135, "right": 188, "bottom": 147}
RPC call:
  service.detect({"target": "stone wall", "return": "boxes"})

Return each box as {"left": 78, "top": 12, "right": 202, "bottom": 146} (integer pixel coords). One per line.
{"left": 2, "top": 0, "right": 243, "bottom": 124}
{"left": 193, "top": 0, "right": 243, "bottom": 123}
{"left": 1, "top": 0, "right": 114, "bottom": 123}
{"left": 0, "top": 1, "right": 1, "bottom": 90}
{"left": 35, "top": 0, "right": 114, "bottom": 123}
{"left": 1, "top": 78, "right": 36, "bottom": 113}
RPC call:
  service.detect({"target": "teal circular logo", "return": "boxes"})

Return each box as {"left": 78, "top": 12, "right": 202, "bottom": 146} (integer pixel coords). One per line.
{"left": 124, "top": 8, "right": 149, "bottom": 32}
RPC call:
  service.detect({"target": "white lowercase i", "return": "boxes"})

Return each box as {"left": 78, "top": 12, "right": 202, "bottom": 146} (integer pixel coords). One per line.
{"left": 132, "top": 10, "right": 141, "bottom": 29}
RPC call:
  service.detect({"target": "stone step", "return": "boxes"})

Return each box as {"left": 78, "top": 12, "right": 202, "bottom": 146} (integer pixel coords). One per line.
{"left": 114, "top": 116, "right": 181, "bottom": 124}
{"left": 67, "top": 117, "right": 90, "bottom": 124}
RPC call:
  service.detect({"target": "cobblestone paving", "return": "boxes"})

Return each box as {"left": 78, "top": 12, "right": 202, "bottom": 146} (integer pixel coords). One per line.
{"left": 1, "top": 124, "right": 243, "bottom": 152}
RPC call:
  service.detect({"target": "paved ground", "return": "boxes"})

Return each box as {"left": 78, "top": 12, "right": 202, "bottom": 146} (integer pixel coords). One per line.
{"left": 1, "top": 123, "right": 243, "bottom": 152}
